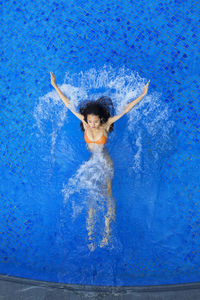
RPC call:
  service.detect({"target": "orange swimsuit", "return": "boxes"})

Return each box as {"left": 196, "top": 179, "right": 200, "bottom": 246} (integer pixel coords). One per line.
{"left": 84, "top": 130, "right": 108, "bottom": 145}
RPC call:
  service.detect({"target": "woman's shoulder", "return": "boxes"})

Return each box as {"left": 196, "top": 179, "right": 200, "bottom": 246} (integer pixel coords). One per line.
{"left": 101, "top": 122, "right": 111, "bottom": 133}
{"left": 83, "top": 122, "right": 89, "bottom": 131}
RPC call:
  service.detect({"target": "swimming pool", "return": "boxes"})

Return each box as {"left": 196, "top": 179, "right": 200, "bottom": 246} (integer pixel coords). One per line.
{"left": 1, "top": 0, "right": 200, "bottom": 289}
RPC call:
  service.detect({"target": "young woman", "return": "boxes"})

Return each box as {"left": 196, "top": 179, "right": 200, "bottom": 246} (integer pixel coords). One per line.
{"left": 50, "top": 71, "right": 150, "bottom": 249}
{"left": 50, "top": 71, "right": 150, "bottom": 191}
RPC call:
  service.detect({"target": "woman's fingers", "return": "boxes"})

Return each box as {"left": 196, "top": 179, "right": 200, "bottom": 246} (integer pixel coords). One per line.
{"left": 50, "top": 72, "right": 56, "bottom": 81}
{"left": 50, "top": 72, "right": 57, "bottom": 87}
{"left": 146, "top": 80, "right": 150, "bottom": 86}
{"left": 144, "top": 80, "right": 150, "bottom": 89}
{"left": 143, "top": 80, "right": 150, "bottom": 95}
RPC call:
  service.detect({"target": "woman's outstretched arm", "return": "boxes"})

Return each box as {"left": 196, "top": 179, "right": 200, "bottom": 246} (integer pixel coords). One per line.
{"left": 50, "top": 72, "right": 85, "bottom": 122}
{"left": 50, "top": 72, "right": 71, "bottom": 107}
{"left": 108, "top": 80, "right": 150, "bottom": 125}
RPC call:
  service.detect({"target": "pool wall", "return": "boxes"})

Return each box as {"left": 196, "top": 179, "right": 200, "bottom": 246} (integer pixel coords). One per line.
{"left": 1, "top": 274, "right": 200, "bottom": 300}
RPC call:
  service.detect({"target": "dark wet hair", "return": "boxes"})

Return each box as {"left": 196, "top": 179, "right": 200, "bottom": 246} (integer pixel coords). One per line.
{"left": 79, "top": 96, "right": 114, "bottom": 132}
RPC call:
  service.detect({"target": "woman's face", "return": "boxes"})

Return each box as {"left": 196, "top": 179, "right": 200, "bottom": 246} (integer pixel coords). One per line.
{"left": 87, "top": 114, "right": 101, "bottom": 129}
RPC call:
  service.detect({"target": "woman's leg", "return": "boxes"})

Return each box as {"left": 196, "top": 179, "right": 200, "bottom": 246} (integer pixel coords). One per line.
{"left": 100, "top": 150, "right": 116, "bottom": 247}
{"left": 103, "top": 149, "right": 114, "bottom": 197}
{"left": 86, "top": 207, "right": 96, "bottom": 251}
{"left": 86, "top": 148, "right": 116, "bottom": 248}
{"left": 100, "top": 195, "right": 116, "bottom": 247}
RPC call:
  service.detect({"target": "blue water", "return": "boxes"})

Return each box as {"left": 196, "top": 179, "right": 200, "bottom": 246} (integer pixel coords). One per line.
{"left": 0, "top": 0, "right": 200, "bottom": 286}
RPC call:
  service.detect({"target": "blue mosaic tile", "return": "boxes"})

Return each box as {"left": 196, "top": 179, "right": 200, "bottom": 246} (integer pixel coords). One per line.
{"left": 0, "top": 0, "right": 200, "bottom": 287}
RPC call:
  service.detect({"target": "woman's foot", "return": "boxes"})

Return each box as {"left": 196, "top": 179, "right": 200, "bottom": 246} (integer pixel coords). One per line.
{"left": 88, "top": 242, "right": 95, "bottom": 252}
{"left": 100, "top": 236, "right": 109, "bottom": 248}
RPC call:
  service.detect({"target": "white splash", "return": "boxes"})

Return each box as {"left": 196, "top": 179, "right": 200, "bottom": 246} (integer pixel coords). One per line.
{"left": 133, "top": 130, "right": 143, "bottom": 173}
{"left": 62, "top": 147, "right": 114, "bottom": 216}
{"left": 33, "top": 65, "right": 174, "bottom": 210}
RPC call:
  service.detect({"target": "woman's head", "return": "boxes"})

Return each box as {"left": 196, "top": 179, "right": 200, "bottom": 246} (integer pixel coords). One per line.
{"left": 87, "top": 114, "right": 101, "bottom": 129}
{"left": 79, "top": 97, "right": 114, "bottom": 132}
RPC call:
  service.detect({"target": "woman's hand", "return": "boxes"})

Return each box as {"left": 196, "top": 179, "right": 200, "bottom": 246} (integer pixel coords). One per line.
{"left": 143, "top": 80, "right": 150, "bottom": 95}
{"left": 50, "top": 72, "right": 57, "bottom": 88}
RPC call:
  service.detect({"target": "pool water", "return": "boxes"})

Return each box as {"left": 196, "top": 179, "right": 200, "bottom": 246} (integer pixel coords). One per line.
{"left": 0, "top": 0, "right": 200, "bottom": 286}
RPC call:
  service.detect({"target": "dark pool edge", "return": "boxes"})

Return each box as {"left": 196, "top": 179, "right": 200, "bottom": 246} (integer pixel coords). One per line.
{"left": 1, "top": 274, "right": 200, "bottom": 299}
